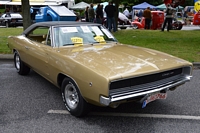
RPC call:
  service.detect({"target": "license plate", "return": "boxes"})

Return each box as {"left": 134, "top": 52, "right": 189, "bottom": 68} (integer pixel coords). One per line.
{"left": 142, "top": 93, "right": 167, "bottom": 108}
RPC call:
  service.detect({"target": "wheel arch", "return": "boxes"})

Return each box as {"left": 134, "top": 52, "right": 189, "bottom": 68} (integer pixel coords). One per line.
{"left": 57, "top": 73, "right": 88, "bottom": 101}
{"left": 13, "top": 49, "right": 17, "bottom": 54}
{"left": 57, "top": 74, "right": 80, "bottom": 90}
{"left": 57, "top": 73, "right": 67, "bottom": 88}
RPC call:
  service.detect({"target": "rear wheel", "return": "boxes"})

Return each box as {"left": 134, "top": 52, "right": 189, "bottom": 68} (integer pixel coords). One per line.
{"left": 172, "top": 21, "right": 183, "bottom": 30}
{"left": 61, "top": 78, "right": 90, "bottom": 117}
{"left": 14, "top": 51, "right": 30, "bottom": 75}
{"left": 120, "top": 27, "right": 127, "bottom": 30}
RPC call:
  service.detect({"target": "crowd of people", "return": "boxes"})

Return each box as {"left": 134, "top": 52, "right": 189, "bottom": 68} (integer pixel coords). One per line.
{"left": 123, "top": 5, "right": 176, "bottom": 31}
{"left": 84, "top": 1, "right": 117, "bottom": 32}
{"left": 83, "top": 2, "right": 176, "bottom": 32}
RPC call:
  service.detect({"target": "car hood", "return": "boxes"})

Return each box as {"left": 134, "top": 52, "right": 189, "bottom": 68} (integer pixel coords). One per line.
{"left": 59, "top": 43, "right": 192, "bottom": 80}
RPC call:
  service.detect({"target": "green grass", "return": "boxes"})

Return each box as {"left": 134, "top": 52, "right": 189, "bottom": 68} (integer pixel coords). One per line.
{"left": 0, "top": 28, "right": 23, "bottom": 53}
{"left": 113, "top": 29, "right": 200, "bottom": 62}
{"left": 0, "top": 28, "right": 199, "bottom": 62}
{"left": 0, "top": 8, "right": 4, "bottom": 14}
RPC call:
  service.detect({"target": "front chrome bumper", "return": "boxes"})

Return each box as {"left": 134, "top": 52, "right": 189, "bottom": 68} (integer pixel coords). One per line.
{"left": 100, "top": 75, "right": 192, "bottom": 106}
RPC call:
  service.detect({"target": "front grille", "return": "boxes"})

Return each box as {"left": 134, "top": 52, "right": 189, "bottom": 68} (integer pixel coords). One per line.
{"left": 110, "top": 68, "right": 183, "bottom": 90}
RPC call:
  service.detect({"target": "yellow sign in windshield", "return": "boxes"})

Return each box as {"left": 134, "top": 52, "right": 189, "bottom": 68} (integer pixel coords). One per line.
{"left": 94, "top": 36, "right": 106, "bottom": 44}
{"left": 71, "top": 37, "right": 83, "bottom": 46}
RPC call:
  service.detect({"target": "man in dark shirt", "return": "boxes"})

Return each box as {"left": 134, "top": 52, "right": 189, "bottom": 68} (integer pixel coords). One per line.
{"left": 143, "top": 7, "right": 152, "bottom": 29}
{"left": 105, "top": 1, "right": 116, "bottom": 32}
{"left": 96, "top": 4, "right": 103, "bottom": 24}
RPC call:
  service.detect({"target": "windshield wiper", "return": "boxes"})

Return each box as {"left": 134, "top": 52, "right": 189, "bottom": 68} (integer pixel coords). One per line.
{"left": 63, "top": 43, "right": 74, "bottom": 46}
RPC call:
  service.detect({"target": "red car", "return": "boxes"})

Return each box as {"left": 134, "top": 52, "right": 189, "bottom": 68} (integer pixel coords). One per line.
{"left": 131, "top": 11, "right": 183, "bottom": 30}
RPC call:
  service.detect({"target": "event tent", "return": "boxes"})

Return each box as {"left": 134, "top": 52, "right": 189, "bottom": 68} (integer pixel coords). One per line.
{"left": 132, "top": 2, "right": 157, "bottom": 10}
{"left": 156, "top": 4, "right": 184, "bottom": 10}
{"left": 69, "top": 2, "right": 89, "bottom": 10}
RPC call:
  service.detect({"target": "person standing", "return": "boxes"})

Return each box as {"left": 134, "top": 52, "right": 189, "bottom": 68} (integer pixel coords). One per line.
{"left": 84, "top": 6, "right": 89, "bottom": 22}
{"left": 138, "top": 9, "right": 143, "bottom": 19}
{"left": 143, "top": 7, "right": 152, "bottom": 29}
{"left": 105, "top": 1, "right": 116, "bottom": 32}
{"left": 96, "top": 4, "right": 103, "bottom": 24}
{"left": 161, "top": 4, "right": 173, "bottom": 32}
{"left": 88, "top": 3, "right": 95, "bottom": 22}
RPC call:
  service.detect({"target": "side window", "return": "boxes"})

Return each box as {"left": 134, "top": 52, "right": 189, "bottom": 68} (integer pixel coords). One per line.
{"left": 5, "top": 13, "right": 11, "bottom": 17}
{"left": 27, "top": 26, "right": 49, "bottom": 43}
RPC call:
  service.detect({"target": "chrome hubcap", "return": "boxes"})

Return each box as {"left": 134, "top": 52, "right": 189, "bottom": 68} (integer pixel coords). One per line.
{"left": 64, "top": 82, "right": 79, "bottom": 109}
{"left": 133, "top": 24, "right": 138, "bottom": 29}
{"left": 15, "top": 54, "right": 20, "bottom": 70}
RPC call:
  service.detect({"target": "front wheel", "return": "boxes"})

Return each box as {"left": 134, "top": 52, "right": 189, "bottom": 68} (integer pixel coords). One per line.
{"left": 132, "top": 24, "right": 138, "bottom": 29}
{"left": 14, "top": 51, "right": 30, "bottom": 75}
{"left": 61, "top": 78, "right": 90, "bottom": 117}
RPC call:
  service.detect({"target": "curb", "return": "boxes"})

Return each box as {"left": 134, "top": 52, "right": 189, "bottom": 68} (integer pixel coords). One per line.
{"left": 0, "top": 54, "right": 13, "bottom": 60}
{"left": 0, "top": 54, "right": 199, "bottom": 69}
{"left": 193, "top": 62, "right": 200, "bottom": 69}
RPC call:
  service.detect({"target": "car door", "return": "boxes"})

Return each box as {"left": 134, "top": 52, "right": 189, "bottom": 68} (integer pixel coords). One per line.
{"left": 40, "top": 29, "right": 59, "bottom": 83}
{"left": 25, "top": 26, "right": 51, "bottom": 77}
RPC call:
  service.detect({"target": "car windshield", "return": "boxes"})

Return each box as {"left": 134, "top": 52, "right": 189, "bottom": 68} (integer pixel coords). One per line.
{"left": 53, "top": 25, "right": 117, "bottom": 47}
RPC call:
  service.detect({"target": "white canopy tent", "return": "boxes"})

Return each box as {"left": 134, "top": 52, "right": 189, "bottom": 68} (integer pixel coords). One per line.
{"left": 4, "top": 0, "right": 74, "bottom": 6}
{"left": 0, "top": 0, "right": 10, "bottom": 5}
{"left": 69, "top": 2, "right": 89, "bottom": 10}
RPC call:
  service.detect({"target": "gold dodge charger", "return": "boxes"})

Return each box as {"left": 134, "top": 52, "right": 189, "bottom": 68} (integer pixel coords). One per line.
{"left": 8, "top": 21, "right": 193, "bottom": 117}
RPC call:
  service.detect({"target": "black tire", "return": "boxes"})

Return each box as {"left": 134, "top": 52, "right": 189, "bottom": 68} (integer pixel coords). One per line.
{"left": 177, "top": 22, "right": 183, "bottom": 30}
{"left": 61, "top": 78, "right": 90, "bottom": 117}
{"left": 172, "top": 21, "right": 183, "bottom": 30}
{"left": 120, "top": 27, "right": 127, "bottom": 30}
{"left": 132, "top": 24, "right": 138, "bottom": 29}
{"left": 14, "top": 51, "right": 30, "bottom": 75}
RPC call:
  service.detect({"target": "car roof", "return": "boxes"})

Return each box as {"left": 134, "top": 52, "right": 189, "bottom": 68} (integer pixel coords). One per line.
{"left": 1, "top": 13, "right": 22, "bottom": 17}
{"left": 23, "top": 21, "right": 102, "bottom": 35}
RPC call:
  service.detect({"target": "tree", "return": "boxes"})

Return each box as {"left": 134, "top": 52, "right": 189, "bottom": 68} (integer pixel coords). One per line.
{"left": 21, "top": 0, "right": 31, "bottom": 31}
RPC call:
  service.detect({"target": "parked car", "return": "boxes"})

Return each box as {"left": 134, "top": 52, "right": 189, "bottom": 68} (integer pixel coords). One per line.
{"left": 7, "top": 21, "right": 193, "bottom": 117}
{"left": 0, "top": 13, "right": 23, "bottom": 27}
